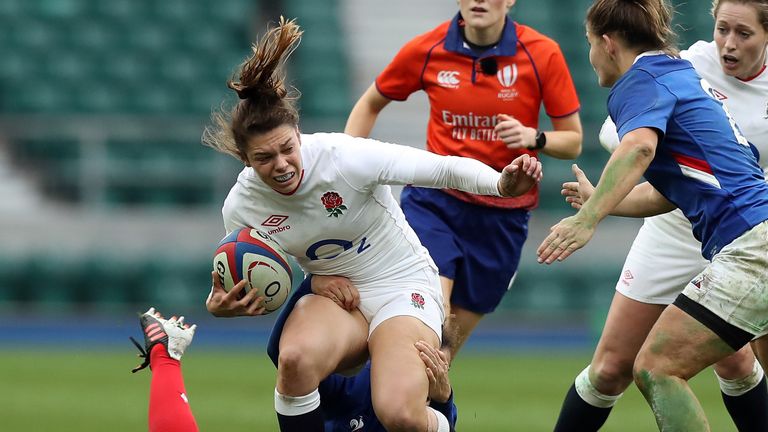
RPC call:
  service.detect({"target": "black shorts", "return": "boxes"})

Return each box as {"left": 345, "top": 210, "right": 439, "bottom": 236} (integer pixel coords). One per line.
{"left": 673, "top": 294, "right": 754, "bottom": 351}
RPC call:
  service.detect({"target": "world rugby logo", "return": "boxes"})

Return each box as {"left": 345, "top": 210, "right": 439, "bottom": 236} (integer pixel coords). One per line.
{"left": 437, "top": 70, "right": 460, "bottom": 88}
{"left": 496, "top": 64, "right": 518, "bottom": 87}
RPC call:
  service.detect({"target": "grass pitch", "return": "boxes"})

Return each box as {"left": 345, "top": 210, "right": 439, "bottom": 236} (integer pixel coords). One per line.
{"left": 0, "top": 349, "right": 736, "bottom": 431}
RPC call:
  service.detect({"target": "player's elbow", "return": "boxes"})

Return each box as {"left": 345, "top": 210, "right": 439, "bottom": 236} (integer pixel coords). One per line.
{"left": 620, "top": 129, "right": 657, "bottom": 162}
{"left": 548, "top": 132, "right": 583, "bottom": 160}
{"left": 634, "top": 142, "right": 656, "bottom": 161}
{"left": 565, "top": 140, "right": 583, "bottom": 159}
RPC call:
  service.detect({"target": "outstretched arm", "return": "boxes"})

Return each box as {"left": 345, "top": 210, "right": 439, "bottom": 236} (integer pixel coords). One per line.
{"left": 404, "top": 151, "right": 542, "bottom": 197}
{"left": 574, "top": 128, "right": 658, "bottom": 222}
{"left": 562, "top": 164, "right": 675, "bottom": 217}
{"left": 537, "top": 127, "right": 658, "bottom": 264}
{"left": 338, "top": 136, "right": 542, "bottom": 198}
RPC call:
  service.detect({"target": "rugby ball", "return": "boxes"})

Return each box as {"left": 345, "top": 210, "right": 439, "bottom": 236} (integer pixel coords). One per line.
{"left": 213, "top": 228, "right": 292, "bottom": 314}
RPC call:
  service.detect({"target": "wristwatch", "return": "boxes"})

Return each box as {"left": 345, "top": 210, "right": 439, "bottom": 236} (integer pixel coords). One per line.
{"left": 531, "top": 130, "right": 547, "bottom": 150}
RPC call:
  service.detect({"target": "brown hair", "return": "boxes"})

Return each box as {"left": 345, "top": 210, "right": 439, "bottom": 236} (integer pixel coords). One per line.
{"left": 203, "top": 17, "right": 303, "bottom": 161}
{"left": 586, "top": 0, "right": 678, "bottom": 55}
{"left": 712, "top": 0, "right": 768, "bottom": 31}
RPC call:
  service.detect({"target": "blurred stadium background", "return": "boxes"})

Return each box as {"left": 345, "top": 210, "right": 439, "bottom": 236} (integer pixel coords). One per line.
{"left": 0, "top": 1, "right": 738, "bottom": 430}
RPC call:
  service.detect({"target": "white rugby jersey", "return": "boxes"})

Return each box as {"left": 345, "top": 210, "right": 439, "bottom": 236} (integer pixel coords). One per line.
{"left": 683, "top": 40, "right": 768, "bottom": 175}
{"left": 600, "top": 40, "right": 768, "bottom": 176}
{"left": 222, "top": 132, "right": 502, "bottom": 288}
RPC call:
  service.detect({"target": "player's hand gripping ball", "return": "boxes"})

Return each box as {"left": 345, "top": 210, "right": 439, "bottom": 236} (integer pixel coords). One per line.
{"left": 213, "top": 228, "right": 292, "bottom": 314}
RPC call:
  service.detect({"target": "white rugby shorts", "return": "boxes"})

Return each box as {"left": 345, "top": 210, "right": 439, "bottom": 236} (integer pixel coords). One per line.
{"left": 357, "top": 266, "right": 444, "bottom": 341}
{"left": 681, "top": 220, "right": 768, "bottom": 338}
{"left": 616, "top": 209, "right": 709, "bottom": 304}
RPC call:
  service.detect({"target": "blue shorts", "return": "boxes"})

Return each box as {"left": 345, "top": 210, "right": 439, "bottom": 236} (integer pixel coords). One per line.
{"left": 400, "top": 186, "right": 529, "bottom": 314}
{"left": 266, "top": 276, "right": 313, "bottom": 367}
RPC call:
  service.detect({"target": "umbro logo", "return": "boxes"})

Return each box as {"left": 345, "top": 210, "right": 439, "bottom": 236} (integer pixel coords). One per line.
{"left": 620, "top": 269, "right": 633, "bottom": 286}
{"left": 262, "top": 215, "right": 288, "bottom": 227}
{"left": 437, "top": 70, "right": 460, "bottom": 88}
{"left": 262, "top": 215, "right": 291, "bottom": 235}
{"left": 710, "top": 88, "right": 727, "bottom": 101}
{"left": 690, "top": 274, "right": 705, "bottom": 291}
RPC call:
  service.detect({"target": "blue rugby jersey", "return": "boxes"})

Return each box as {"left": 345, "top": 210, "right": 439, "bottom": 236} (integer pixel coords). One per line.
{"left": 608, "top": 53, "right": 768, "bottom": 259}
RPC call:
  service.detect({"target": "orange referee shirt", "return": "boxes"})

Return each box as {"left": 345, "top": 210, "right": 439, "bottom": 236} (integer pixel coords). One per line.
{"left": 376, "top": 14, "right": 580, "bottom": 209}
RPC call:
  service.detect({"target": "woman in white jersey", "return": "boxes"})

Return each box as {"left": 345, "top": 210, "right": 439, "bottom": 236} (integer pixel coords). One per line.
{"left": 201, "top": 19, "right": 541, "bottom": 432}
{"left": 552, "top": 1, "right": 768, "bottom": 431}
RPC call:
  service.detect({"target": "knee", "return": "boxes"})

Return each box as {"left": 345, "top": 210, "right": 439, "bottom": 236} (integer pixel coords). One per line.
{"left": 278, "top": 345, "right": 308, "bottom": 373}
{"left": 714, "top": 348, "right": 764, "bottom": 396}
{"left": 632, "top": 350, "right": 662, "bottom": 394}
{"left": 378, "top": 412, "right": 423, "bottom": 432}
{"left": 375, "top": 401, "right": 424, "bottom": 432}
{"left": 713, "top": 347, "right": 755, "bottom": 379}
{"left": 277, "top": 345, "right": 321, "bottom": 391}
{"left": 590, "top": 357, "right": 635, "bottom": 394}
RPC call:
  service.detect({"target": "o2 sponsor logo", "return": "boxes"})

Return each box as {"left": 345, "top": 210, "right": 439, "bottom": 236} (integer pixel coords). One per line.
{"left": 305, "top": 237, "right": 372, "bottom": 260}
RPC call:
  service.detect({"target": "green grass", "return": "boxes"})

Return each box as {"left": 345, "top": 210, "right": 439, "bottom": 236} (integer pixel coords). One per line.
{"left": 0, "top": 349, "right": 736, "bottom": 431}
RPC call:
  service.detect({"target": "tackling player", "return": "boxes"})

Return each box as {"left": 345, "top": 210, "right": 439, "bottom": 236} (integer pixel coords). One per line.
{"left": 264, "top": 276, "right": 458, "bottom": 432}
{"left": 201, "top": 18, "right": 541, "bottom": 432}
{"left": 345, "top": 0, "right": 582, "bottom": 357}
{"left": 538, "top": 0, "right": 768, "bottom": 429}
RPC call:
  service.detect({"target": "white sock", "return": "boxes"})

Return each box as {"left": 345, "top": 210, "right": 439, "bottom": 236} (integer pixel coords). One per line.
{"left": 427, "top": 407, "right": 450, "bottom": 432}
{"left": 716, "top": 359, "right": 765, "bottom": 397}
{"left": 274, "top": 388, "right": 321, "bottom": 416}
{"left": 574, "top": 365, "right": 623, "bottom": 408}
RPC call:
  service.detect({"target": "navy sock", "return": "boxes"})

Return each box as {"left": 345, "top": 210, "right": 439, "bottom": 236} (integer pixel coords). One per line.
{"left": 276, "top": 406, "right": 324, "bottom": 432}
{"left": 722, "top": 376, "right": 768, "bottom": 432}
{"left": 553, "top": 383, "right": 613, "bottom": 431}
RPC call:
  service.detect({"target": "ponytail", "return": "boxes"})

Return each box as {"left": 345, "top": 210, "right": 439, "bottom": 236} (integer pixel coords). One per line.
{"left": 203, "top": 17, "right": 303, "bottom": 161}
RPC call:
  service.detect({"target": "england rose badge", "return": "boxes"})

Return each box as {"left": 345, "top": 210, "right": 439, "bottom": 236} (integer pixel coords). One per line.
{"left": 321, "top": 191, "right": 347, "bottom": 217}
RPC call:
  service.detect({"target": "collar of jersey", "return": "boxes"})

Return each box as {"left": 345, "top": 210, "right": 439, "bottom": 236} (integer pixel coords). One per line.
{"left": 736, "top": 64, "right": 766, "bottom": 82}
{"left": 273, "top": 169, "right": 305, "bottom": 196}
{"left": 633, "top": 50, "right": 667, "bottom": 64}
{"left": 444, "top": 12, "right": 517, "bottom": 58}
